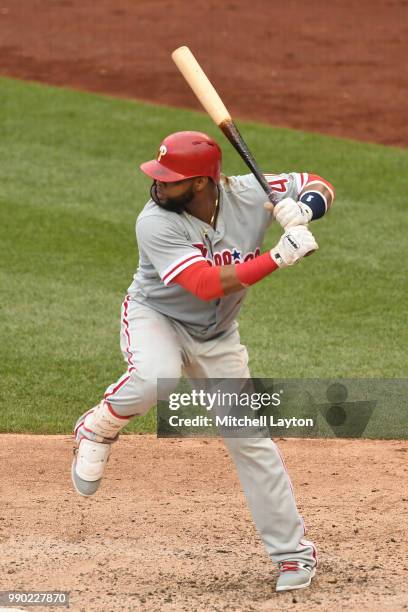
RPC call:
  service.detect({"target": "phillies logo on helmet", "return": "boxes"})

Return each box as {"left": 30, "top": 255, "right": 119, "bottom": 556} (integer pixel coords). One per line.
{"left": 141, "top": 131, "right": 222, "bottom": 183}
{"left": 157, "top": 145, "right": 167, "bottom": 162}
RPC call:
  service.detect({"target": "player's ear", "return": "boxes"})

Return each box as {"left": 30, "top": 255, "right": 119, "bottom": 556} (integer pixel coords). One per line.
{"left": 193, "top": 176, "right": 208, "bottom": 192}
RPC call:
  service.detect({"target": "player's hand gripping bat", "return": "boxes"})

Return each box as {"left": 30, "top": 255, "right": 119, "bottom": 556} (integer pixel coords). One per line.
{"left": 172, "top": 45, "right": 316, "bottom": 256}
{"left": 171, "top": 45, "right": 278, "bottom": 207}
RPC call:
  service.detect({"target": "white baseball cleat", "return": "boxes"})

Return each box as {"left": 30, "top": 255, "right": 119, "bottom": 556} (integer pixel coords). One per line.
{"left": 276, "top": 561, "right": 316, "bottom": 592}
{"left": 71, "top": 438, "right": 111, "bottom": 497}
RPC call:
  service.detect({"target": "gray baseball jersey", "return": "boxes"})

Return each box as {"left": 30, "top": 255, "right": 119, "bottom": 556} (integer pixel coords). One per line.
{"left": 128, "top": 172, "right": 309, "bottom": 339}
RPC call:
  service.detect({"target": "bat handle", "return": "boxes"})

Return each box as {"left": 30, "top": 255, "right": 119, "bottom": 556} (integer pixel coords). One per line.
{"left": 265, "top": 186, "right": 277, "bottom": 207}
{"left": 219, "top": 120, "right": 278, "bottom": 207}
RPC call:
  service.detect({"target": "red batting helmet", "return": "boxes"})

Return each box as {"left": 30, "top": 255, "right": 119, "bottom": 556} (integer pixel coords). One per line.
{"left": 140, "top": 131, "right": 222, "bottom": 183}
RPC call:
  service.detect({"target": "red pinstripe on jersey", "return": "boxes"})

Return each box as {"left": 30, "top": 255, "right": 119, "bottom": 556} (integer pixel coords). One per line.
{"left": 122, "top": 294, "right": 136, "bottom": 373}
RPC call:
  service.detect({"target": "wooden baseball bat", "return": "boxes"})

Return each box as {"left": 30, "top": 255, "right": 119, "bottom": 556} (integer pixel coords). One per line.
{"left": 171, "top": 45, "right": 277, "bottom": 206}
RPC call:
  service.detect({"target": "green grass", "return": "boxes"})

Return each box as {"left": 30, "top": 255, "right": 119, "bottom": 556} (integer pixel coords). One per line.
{"left": 0, "top": 77, "right": 407, "bottom": 436}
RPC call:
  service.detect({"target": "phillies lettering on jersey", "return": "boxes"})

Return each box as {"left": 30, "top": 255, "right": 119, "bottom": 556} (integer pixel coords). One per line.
{"left": 192, "top": 243, "right": 261, "bottom": 265}
{"left": 129, "top": 172, "right": 324, "bottom": 339}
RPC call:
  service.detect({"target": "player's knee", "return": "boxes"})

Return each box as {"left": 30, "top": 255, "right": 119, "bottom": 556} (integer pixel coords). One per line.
{"left": 108, "top": 368, "right": 181, "bottom": 417}
{"left": 139, "top": 362, "right": 181, "bottom": 393}
{"left": 151, "top": 362, "right": 182, "bottom": 382}
{"left": 136, "top": 369, "right": 181, "bottom": 411}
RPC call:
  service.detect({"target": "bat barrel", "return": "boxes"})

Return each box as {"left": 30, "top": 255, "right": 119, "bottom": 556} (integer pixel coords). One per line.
{"left": 172, "top": 46, "right": 277, "bottom": 206}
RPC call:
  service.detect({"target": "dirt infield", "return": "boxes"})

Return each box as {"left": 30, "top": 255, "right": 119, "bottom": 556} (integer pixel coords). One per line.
{"left": 0, "top": 435, "right": 407, "bottom": 611}
{"left": 1, "top": 0, "right": 407, "bottom": 146}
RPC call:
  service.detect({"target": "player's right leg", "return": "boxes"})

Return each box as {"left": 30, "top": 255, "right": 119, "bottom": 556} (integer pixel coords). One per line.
{"left": 184, "top": 323, "right": 317, "bottom": 586}
{"left": 71, "top": 298, "right": 183, "bottom": 497}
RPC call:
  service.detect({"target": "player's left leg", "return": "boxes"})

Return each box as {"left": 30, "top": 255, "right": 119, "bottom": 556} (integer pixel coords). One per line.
{"left": 72, "top": 300, "right": 184, "bottom": 497}
{"left": 182, "top": 322, "right": 317, "bottom": 591}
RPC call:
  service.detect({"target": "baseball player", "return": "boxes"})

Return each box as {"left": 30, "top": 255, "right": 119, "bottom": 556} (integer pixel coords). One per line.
{"left": 71, "top": 131, "right": 335, "bottom": 592}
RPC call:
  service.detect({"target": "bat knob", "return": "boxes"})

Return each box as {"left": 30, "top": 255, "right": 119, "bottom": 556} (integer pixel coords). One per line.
{"left": 304, "top": 248, "right": 317, "bottom": 257}
{"left": 263, "top": 201, "right": 275, "bottom": 212}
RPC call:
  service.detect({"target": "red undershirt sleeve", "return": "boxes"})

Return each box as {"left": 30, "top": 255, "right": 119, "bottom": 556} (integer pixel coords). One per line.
{"left": 172, "top": 252, "right": 278, "bottom": 301}
{"left": 173, "top": 260, "right": 223, "bottom": 300}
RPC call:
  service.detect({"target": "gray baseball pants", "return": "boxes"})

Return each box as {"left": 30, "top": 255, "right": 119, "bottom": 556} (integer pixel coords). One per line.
{"left": 102, "top": 296, "right": 316, "bottom": 566}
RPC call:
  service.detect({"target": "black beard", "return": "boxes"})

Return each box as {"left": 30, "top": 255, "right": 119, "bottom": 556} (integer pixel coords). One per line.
{"left": 150, "top": 182, "right": 195, "bottom": 214}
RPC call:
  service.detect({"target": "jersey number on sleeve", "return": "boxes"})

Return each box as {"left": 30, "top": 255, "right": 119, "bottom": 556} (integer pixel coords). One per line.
{"left": 264, "top": 177, "right": 289, "bottom": 193}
